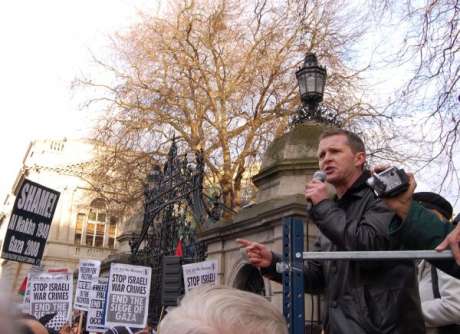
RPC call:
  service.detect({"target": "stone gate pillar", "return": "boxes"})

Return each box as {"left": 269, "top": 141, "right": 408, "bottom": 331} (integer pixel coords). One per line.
{"left": 200, "top": 122, "right": 328, "bottom": 323}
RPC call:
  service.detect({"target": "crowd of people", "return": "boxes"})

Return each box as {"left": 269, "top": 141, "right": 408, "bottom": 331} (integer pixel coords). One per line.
{"left": 1, "top": 285, "right": 287, "bottom": 334}
{"left": 5, "top": 128, "right": 460, "bottom": 334}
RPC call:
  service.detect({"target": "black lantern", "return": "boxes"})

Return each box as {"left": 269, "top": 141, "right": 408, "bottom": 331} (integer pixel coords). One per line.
{"left": 295, "top": 53, "right": 327, "bottom": 113}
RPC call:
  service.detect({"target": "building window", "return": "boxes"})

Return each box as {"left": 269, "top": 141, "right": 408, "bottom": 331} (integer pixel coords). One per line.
{"left": 74, "top": 198, "right": 118, "bottom": 248}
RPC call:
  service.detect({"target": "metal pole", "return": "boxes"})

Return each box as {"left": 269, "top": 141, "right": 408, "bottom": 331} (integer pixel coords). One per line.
{"left": 282, "top": 217, "right": 305, "bottom": 334}
{"left": 303, "top": 250, "right": 453, "bottom": 261}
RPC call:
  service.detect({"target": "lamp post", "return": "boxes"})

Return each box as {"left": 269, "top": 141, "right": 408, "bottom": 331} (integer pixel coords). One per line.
{"left": 293, "top": 53, "right": 328, "bottom": 124}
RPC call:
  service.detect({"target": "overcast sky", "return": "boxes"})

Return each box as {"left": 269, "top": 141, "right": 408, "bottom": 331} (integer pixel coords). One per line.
{"left": 0, "top": 0, "right": 158, "bottom": 201}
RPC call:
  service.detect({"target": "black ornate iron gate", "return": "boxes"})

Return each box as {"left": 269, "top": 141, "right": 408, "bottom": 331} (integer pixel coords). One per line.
{"left": 129, "top": 138, "right": 217, "bottom": 325}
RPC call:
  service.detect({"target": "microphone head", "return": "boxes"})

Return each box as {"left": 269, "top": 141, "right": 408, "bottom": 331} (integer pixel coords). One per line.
{"left": 312, "top": 170, "right": 326, "bottom": 182}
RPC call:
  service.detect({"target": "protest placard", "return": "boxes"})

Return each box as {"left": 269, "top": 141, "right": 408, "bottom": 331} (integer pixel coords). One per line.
{"left": 1, "top": 179, "right": 60, "bottom": 265}
{"left": 74, "top": 259, "right": 101, "bottom": 310}
{"left": 182, "top": 260, "right": 218, "bottom": 293}
{"left": 21, "top": 266, "right": 44, "bottom": 314}
{"left": 105, "top": 263, "right": 152, "bottom": 329}
{"left": 29, "top": 271, "right": 73, "bottom": 331}
{"left": 22, "top": 267, "right": 68, "bottom": 314}
{"left": 86, "top": 277, "right": 109, "bottom": 333}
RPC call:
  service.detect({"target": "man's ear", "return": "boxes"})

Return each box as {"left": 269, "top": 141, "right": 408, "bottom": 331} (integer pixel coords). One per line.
{"left": 354, "top": 152, "right": 366, "bottom": 169}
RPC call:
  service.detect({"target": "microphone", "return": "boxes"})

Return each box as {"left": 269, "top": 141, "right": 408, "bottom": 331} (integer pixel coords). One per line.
{"left": 306, "top": 170, "right": 327, "bottom": 211}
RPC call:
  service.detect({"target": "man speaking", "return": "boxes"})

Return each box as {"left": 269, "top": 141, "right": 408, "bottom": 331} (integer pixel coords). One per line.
{"left": 238, "top": 129, "right": 424, "bottom": 334}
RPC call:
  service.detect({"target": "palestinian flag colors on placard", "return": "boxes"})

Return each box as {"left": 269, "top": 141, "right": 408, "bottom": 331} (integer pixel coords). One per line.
{"left": 18, "top": 276, "right": 27, "bottom": 296}
{"left": 19, "top": 267, "right": 67, "bottom": 296}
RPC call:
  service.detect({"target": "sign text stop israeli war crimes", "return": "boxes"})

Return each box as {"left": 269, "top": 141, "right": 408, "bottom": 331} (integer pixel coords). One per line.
{"left": 105, "top": 263, "right": 152, "bottom": 328}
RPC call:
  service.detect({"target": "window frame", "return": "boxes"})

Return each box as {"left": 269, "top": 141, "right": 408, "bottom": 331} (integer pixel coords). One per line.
{"left": 74, "top": 198, "right": 118, "bottom": 248}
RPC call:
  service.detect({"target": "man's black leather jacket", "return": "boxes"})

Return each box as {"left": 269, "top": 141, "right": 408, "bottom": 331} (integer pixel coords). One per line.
{"left": 262, "top": 171, "right": 425, "bottom": 334}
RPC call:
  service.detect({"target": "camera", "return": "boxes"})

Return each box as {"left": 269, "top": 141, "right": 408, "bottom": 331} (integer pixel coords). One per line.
{"left": 366, "top": 167, "right": 409, "bottom": 198}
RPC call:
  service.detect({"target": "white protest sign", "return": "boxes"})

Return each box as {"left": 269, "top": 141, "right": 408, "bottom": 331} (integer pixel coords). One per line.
{"left": 29, "top": 271, "right": 73, "bottom": 331}
{"left": 21, "top": 265, "right": 44, "bottom": 314}
{"left": 23, "top": 267, "right": 67, "bottom": 315}
{"left": 105, "top": 263, "right": 152, "bottom": 329}
{"left": 86, "top": 277, "right": 109, "bottom": 333}
{"left": 182, "top": 260, "right": 218, "bottom": 293}
{"left": 74, "top": 259, "right": 101, "bottom": 310}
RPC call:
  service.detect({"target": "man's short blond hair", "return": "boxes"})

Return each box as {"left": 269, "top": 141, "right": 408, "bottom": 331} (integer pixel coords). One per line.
{"left": 319, "top": 128, "right": 365, "bottom": 154}
{"left": 158, "top": 286, "right": 288, "bottom": 334}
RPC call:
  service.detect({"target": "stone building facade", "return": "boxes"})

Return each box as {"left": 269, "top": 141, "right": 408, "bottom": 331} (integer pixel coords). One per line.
{"left": 0, "top": 138, "right": 123, "bottom": 290}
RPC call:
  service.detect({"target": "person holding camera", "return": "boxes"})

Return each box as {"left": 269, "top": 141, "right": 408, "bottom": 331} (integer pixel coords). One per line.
{"left": 377, "top": 168, "right": 460, "bottom": 279}
{"left": 238, "top": 128, "right": 424, "bottom": 334}
{"left": 410, "top": 192, "right": 460, "bottom": 334}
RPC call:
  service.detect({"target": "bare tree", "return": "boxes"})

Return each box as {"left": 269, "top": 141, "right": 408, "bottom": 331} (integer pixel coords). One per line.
{"left": 76, "top": 0, "right": 382, "bottom": 214}
{"left": 366, "top": 0, "right": 459, "bottom": 189}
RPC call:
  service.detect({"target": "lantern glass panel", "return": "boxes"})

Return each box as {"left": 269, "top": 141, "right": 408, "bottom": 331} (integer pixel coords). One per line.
{"left": 306, "top": 74, "right": 316, "bottom": 93}
{"left": 316, "top": 73, "right": 325, "bottom": 95}
{"left": 298, "top": 72, "right": 307, "bottom": 96}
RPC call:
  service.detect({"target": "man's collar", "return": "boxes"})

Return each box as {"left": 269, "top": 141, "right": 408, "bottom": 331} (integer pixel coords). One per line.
{"left": 339, "top": 170, "right": 371, "bottom": 200}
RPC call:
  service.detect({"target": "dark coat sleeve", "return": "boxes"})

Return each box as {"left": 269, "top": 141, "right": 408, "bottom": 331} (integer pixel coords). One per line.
{"left": 389, "top": 201, "right": 460, "bottom": 278}
{"left": 389, "top": 201, "right": 452, "bottom": 249}
{"left": 260, "top": 237, "right": 325, "bottom": 294}
{"left": 310, "top": 198, "right": 396, "bottom": 251}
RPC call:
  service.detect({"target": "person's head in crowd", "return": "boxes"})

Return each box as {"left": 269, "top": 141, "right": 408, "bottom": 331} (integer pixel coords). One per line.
{"left": 57, "top": 323, "right": 73, "bottom": 334}
{"left": 16, "top": 321, "right": 35, "bottom": 334}
{"left": 158, "top": 286, "right": 288, "bottom": 334}
{"left": 413, "top": 192, "right": 453, "bottom": 221}
{"left": 317, "top": 128, "right": 366, "bottom": 195}
{"left": 104, "top": 326, "right": 139, "bottom": 334}
{"left": 134, "top": 330, "right": 149, "bottom": 334}
{"left": 133, "top": 325, "right": 154, "bottom": 334}
{"left": 0, "top": 283, "right": 22, "bottom": 334}
{"left": 17, "top": 319, "right": 49, "bottom": 334}
{"left": 14, "top": 310, "right": 60, "bottom": 334}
